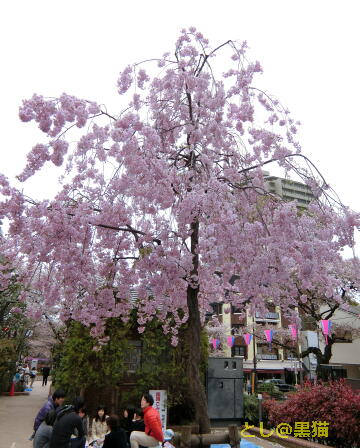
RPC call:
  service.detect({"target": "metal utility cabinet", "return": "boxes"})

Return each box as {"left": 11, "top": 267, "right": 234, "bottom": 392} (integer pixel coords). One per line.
{"left": 206, "top": 357, "right": 244, "bottom": 420}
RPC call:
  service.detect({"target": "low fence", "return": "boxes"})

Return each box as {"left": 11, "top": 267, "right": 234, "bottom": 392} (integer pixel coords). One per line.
{"left": 172, "top": 425, "right": 240, "bottom": 448}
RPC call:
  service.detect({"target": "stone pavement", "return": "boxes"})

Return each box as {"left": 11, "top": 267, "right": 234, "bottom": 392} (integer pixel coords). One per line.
{"left": 0, "top": 378, "right": 50, "bottom": 448}
{"left": 0, "top": 380, "right": 284, "bottom": 448}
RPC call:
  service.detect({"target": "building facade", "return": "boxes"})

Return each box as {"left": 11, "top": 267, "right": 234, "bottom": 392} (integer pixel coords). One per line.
{"left": 212, "top": 304, "right": 303, "bottom": 384}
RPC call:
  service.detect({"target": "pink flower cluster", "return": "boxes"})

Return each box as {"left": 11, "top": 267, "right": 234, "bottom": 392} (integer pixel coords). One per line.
{"left": 0, "top": 28, "right": 359, "bottom": 341}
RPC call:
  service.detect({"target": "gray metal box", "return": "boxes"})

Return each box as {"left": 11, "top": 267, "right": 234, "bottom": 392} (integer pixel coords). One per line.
{"left": 207, "top": 357, "right": 244, "bottom": 419}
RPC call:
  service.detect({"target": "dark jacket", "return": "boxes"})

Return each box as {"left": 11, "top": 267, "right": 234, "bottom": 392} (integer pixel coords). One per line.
{"left": 42, "top": 366, "right": 51, "bottom": 377}
{"left": 131, "top": 419, "right": 145, "bottom": 433}
{"left": 143, "top": 406, "right": 163, "bottom": 442}
{"left": 34, "top": 397, "right": 57, "bottom": 432}
{"left": 103, "top": 428, "right": 127, "bottom": 448}
{"left": 49, "top": 408, "right": 85, "bottom": 448}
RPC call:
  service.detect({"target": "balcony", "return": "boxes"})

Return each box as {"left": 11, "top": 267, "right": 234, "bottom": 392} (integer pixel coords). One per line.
{"left": 255, "top": 312, "right": 279, "bottom": 321}
{"left": 256, "top": 353, "right": 279, "bottom": 360}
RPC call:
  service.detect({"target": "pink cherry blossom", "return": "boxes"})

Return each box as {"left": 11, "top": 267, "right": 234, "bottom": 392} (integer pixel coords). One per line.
{"left": 1, "top": 28, "right": 359, "bottom": 432}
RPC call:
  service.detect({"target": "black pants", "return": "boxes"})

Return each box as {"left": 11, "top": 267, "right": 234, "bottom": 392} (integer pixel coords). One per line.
{"left": 42, "top": 375, "right": 49, "bottom": 386}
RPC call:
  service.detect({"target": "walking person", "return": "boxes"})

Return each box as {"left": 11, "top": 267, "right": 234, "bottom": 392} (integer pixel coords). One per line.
{"left": 30, "top": 367, "right": 38, "bottom": 387}
{"left": 42, "top": 365, "right": 51, "bottom": 386}
{"left": 33, "top": 410, "right": 57, "bottom": 448}
{"left": 102, "top": 415, "right": 127, "bottom": 448}
{"left": 50, "top": 397, "right": 86, "bottom": 448}
{"left": 130, "top": 394, "right": 164, "bottom": 448}
{"left": 33, "top": 389, "right": 66, "bottom": 434}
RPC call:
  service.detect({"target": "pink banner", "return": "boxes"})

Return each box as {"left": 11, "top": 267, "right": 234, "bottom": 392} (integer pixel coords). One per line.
{"left": 289, "top": 324, "right": 298, "bottom": 341}
{"left": 264, "top": 329, "right": 273, "bottom": 342}
{"left": 212, "top": 338, "right": 220, "bottom": 350}
{"left": 227, "top": 336, "right": 235, "bottom": 347}
{"left": 243, "top": 333, "right": 252, "bottom": 345}
{"left": 320, "top": 320, "right": 332, "bottom": 345}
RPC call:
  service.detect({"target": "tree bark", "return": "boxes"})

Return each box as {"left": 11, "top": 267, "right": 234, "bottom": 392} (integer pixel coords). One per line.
{"left": 185, "top": 219, "right": 211, "bottom": 433}
{"left": 186, "top": 285, "right": 210, "bottom": 433}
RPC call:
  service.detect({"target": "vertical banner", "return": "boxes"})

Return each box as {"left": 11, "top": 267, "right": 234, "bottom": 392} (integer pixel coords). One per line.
{"left": 289, "top": 324, "right": 298, "bottom": 344}
{"left": 264, "top": 329, "right": 273, "bottom": 351}
{"left": 149, "top": 389, "right": 167, "bottom": 432}
{"left": 320, "top": 320, "right": 332, "bottom": 345}
{"left": 243, "top": 333, "right": 252, "bottom": 345}
{"left": 227, "top": 336, "right": 235, "bottom": 347}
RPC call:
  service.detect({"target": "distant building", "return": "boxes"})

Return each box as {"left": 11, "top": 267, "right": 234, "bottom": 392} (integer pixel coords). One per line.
{"left": 264, "top": 172, "right": 315, "bottom": 208}
{"left": 211, "top": 304, "right": 303, "bottom": 384}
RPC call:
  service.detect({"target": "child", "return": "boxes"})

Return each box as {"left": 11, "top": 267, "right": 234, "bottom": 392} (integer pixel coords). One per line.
{"left": 163, "top": 429, "right": 175, "bottom": 448}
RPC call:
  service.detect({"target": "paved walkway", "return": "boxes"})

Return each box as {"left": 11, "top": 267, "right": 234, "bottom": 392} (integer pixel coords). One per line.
{"left": 0, "top": 379, "right": 50, "bottom": 448}
{"left": 0, "top": 381, "right": 284, "bottom": 448}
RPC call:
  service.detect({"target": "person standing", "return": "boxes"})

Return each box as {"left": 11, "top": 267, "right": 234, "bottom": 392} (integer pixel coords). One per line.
{"left": 130, "top": 394, "right": 163, "bottom": 448}
{"left": 30, "top": 367, "right": 38, "bottom": 387}
{"left": 33, "top": 389, "right": 66, "bottom": 434}
{"left": 42, "top": 366, "right": 51, "bottom": 386}
{"left": 49, "top": 398, "right": 85, "bottom": 448}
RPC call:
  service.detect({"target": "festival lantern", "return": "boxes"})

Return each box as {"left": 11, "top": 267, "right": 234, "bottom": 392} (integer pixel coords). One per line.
{"left": 243, "top": 333, "right": 253, "bottom": 345}
{"left": 227, "top": 336, "right": 235, "bottom": 347}
{"left": 320, "top": 320, "right": 332, "bottom": 345}
{"left": 264, "top": 329, "right": 274, "bottom": 351}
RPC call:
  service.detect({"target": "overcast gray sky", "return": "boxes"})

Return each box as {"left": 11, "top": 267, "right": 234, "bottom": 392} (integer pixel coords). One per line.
{"left": 1, "top": 0, "right": 359, "bottom": 215}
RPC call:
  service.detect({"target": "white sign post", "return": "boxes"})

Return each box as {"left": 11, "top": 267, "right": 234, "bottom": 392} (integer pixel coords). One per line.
{"left": 149, "top": 389, "right": 167, "bottom": 432}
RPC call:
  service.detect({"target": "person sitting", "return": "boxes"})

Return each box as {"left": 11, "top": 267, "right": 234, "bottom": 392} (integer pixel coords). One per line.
{"left": 131, "top": 409, "right": 145, "bottom": 432}
{"left": 90, "top": 405, "right": 109, "bottom": 445}
{"left": 130, "top": 394, "right": 164, "bottom": 448}
{"left": 33, "top": 410, "right": 57, "bottom": 448}
{"left": 34, "top": 389, "right": 66, "bottom": 433}
{"left": 122, "top": 405, "right": 135, "bottom": 445}
{"left": 102, "top": 415, "right": 127, "bottom": 448}
{"left": 49, "top": 397, "right": 86, "bottom": 448}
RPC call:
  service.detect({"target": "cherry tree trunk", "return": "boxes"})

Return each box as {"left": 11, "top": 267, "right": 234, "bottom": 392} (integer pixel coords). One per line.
{"left": 185, "top": 219, "right": 211, "bottom": 433}
{"left": 186, "top": 284, "right": 211, "bottom": 433}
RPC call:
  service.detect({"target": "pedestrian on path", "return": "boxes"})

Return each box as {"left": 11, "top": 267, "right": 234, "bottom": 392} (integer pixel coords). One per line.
{"left": 50, "top": 397, "right": 86, "bottom": 448}
{"left": 42, "top": 366, "right": 51, "bottom": 386}
{"left": 30, "top": 367, "right": 38, "bottom": 387}
{"left": 33, "top": 389, "right": 66, "bottom": 433}
{"left": 130, "top": 393, "right": 164, "bottom": 448}
{"left": 33, "top": 410, "right": 57, "bottom": 448}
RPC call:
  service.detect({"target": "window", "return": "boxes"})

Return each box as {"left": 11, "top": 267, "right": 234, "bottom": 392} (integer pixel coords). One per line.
{"left": 232, "top": 345, "right": 246, "bottom": 357}
{"left": 211, "top": 303, "right": 223, "bottom": 315}
{"left": 333, "top": 330, "right": 352, "bottom": 343}
{"left": 124, "top": 341, "right": 141, "bottom": 372}
{"left": 231, "top": 324, "right": 243, "bottom": 335}
{"left": 231, "top": 305, "right": 242, "bottom": 314}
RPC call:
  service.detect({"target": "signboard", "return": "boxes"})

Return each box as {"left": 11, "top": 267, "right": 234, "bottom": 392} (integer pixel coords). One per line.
{"left": 149, "top": 389, "right": 167, "bottom": 432}
{"left": 31, "top": 359, "right": 38, "bottom": 369}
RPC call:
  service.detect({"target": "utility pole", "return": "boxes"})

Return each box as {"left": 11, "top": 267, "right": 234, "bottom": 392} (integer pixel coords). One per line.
{"left": 252, "top": 321, "right": 257, "bottom": 394}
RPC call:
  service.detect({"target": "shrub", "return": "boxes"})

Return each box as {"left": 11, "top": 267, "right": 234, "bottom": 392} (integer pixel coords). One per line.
{"left": 257, "top": 382, "right": 284, "bottom": 400}
{"left": 263, "top": 379, "right": 360, "bottom": 447}
{"left": 244, "top": 394, "right": 261, "bottom": 424}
